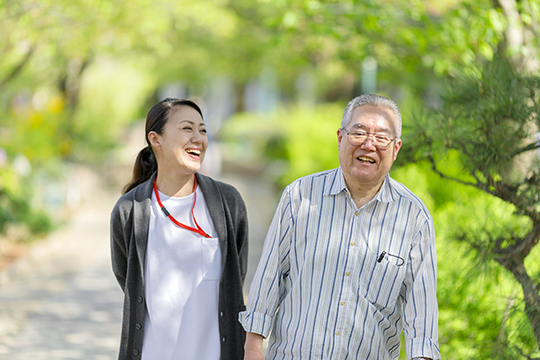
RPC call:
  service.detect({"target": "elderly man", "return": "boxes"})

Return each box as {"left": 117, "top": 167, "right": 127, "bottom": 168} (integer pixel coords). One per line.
{"left": 239, "top": 94, "right": 440, "bottom": 360}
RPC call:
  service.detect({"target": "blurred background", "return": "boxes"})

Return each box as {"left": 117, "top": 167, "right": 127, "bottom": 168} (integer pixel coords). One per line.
{"left": 1, "top": 0, "right": 540, "bottom": 359}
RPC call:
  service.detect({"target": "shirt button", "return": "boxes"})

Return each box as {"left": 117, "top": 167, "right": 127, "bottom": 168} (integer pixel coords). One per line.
{"left": 340, "top": 301, "right": 345, "bottom": 305}
{"left": 222, "top": 337, "right": 226, "bottom": 342}
{"left": 354, "top": 211, "right": 359, "bottom": 216}
{"left": 138, "top": 296, "right": 144, "bottom": 303}
{"left": 345, "top": 272, "right": 350, "bottom": 276}
{"left": 133, "top": 349, "right": 140, "bottom": 356}
{"left": 350, "top": 242, "right": 355, "bottom": 246}
{"left": 335, "top": 331, "right": 340, "bottom": 335}
{"left": 220, "top": 311, "right": 224, "bottom": 317}
{"left": 135, "top": 323, "right": 142, "bottom": 330}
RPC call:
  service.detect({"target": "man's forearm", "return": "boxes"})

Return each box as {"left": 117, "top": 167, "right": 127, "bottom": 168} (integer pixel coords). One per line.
{"left": 244, "top": 332, "right": 265, "bottom": 360}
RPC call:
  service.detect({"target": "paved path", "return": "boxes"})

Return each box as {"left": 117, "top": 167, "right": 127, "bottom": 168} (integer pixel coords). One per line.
{"left": 0, "top": 166, "right": 277, "bottom": 359}
{"left": 0, "top": 177, "right": 123, "bottom": 360}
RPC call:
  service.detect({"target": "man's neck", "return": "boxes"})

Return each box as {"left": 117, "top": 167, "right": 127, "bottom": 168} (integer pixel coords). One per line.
{"left": 344, "top": 177, "right": 384, "bottom": 209}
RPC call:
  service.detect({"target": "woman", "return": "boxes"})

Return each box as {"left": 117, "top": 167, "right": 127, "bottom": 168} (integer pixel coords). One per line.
{"left": 110, "top": 98, "right": 248, "bottom": 360}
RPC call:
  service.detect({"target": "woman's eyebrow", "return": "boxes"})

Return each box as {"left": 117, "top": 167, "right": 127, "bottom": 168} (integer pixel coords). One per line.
{"left": 178, "top": 120, "right": 206, "bottom": 126}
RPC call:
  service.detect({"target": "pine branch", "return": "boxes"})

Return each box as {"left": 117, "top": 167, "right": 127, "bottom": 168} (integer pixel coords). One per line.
{"left": 426, "top": 155, "right": 478, "bottom": 188}
{"left": 510, "top": 141, "right": 540, "bottom": 158}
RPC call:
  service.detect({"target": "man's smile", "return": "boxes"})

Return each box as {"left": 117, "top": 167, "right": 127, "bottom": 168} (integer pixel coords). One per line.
{"left": 357, "top": 156, "right": 376, "bottom": 164}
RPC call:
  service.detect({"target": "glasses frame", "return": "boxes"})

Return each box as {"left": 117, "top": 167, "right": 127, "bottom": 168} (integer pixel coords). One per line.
{"left": 340, "top": 127, "right": 397, "bottom": 150}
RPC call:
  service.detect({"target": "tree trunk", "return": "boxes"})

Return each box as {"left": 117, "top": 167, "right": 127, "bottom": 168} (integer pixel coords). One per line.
{"left": 493, "top": 0, "right": 540, "bottom": 72}
{"left": 498, "top": 258, "right": 540, "bottom": 346}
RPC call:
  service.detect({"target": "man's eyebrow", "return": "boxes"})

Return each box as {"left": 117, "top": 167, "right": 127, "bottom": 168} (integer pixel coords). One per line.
{"left": 350, "top": 123, "right": 392, "bottom": 133}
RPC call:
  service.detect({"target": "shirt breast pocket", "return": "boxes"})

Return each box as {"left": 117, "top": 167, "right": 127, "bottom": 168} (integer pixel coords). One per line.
{"left": 201, "top": 237, "right": 222, "bottom": 281}
{"left": 359, "top": 254, "right": 405, "bottom": 309}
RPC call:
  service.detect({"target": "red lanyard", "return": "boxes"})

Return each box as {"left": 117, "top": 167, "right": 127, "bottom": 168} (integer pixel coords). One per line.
{"left": 153, "top": 176, "right": 211, "bottom": 238}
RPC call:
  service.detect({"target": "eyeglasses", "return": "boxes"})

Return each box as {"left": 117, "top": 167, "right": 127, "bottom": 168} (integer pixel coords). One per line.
{"left": 340, "top": 128, "right": 397, "bottom": 150}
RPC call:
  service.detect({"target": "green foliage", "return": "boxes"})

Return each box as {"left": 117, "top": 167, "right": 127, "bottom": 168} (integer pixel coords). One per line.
{"left": 393, "top": 162, "right": 540, "bottom": 359}
{"left": 220, "top": 103, "right": 343, "bottom": 187}
{"left": 1, "top": 97, "right": 71, "bottom": 162}
{"left": 0, "top": 1, "right": 539, "bottom": 355}
{"left": 405, "top": 57, "right": 540, "bottom": 186}
{"left": 400, "top": 55, "right": 540, "bottom": 357}
{"left": 0, "top": 163, "right": 54, "bottom": 237}
{"left": 73, "top": 58, "right": 155, "bottom": 162}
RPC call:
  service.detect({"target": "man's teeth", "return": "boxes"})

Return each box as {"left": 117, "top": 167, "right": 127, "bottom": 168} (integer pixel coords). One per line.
{"left": 358, "top": 156, "right": 375, "bottom": 163}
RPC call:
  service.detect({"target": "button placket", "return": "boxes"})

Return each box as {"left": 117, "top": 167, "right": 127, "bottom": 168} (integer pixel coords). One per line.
{"left": 335, "top": 206, "right": 361, "bottom": 348}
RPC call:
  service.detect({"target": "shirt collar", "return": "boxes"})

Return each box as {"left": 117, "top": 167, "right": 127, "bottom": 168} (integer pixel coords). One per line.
{"left": 326, "top": 167, "right": 397, "bottom": 203}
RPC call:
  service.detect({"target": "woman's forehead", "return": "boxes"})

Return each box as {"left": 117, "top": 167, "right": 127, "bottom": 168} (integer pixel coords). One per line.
{"left": 169, "top": 105, "right": 204, "bottom": 124}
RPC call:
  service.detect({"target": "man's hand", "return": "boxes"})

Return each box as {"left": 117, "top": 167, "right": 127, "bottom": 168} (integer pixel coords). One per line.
{"left": 244, "top": 332, "right": 265, "bottom": 360}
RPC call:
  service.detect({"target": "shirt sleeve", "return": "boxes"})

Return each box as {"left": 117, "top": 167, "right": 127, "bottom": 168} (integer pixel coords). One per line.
{"left": 403, "top": 216, "right": 441, "bottom": 360}
{"left": 238, "top": 185, "right": 294, "bottom": 338}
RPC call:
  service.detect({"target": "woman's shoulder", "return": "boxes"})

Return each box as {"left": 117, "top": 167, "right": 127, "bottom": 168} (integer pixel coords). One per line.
{"left": 112, "top": 177, "right": 153, "bottom": 214}
{"left": 196, "top": 173, "right": 244, "bottom": 201}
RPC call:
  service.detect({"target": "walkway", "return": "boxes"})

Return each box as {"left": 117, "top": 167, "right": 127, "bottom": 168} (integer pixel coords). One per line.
{"left": 0, "top": 163, "right": 278, "bottom": 359}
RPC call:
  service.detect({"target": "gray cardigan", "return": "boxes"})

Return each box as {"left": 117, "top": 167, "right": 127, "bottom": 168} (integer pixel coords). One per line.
{"left": 110, "top": 172, "right": 248, "bottom": 360}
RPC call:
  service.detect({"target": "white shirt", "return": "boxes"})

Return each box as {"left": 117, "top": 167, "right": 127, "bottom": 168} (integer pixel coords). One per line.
{"left": 239, "top": 168, "right": 440, "bottom": 360}
{"left": 142, "top": 186, "right": 221, "bottom": 360}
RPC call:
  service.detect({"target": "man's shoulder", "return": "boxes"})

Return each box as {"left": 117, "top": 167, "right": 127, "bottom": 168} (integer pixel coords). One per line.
{"left": 288, "top": 168, "right": 339, "bottom": 188}
{"left": 387, "top": 176, "right": 432, "bottom": 217}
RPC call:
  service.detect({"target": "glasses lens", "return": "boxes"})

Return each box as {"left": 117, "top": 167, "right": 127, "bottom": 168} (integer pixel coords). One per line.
{"left": 346, "top": 131, "right": 391, "bottom": 149}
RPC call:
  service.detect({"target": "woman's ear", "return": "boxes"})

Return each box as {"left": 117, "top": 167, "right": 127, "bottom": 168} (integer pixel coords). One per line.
{"left": 148, "top": 131, "right": 160, "bottom": 148}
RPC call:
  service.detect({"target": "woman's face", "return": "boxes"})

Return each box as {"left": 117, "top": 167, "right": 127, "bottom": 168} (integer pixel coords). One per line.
{"left": 150, "top": 105, "right": 208, "bottom": 177}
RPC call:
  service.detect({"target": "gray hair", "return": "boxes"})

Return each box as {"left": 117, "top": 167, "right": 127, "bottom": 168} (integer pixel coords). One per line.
{"left": 341, "top": 94, "right": 402, "bottom": 139}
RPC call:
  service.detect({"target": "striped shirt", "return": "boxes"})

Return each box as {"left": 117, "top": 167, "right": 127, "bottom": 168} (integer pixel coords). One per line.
{"left": 239, "top": 167, "right": 440, "bottom": 360}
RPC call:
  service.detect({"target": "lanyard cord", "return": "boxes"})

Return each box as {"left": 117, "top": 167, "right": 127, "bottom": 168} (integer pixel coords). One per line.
{"left": 153, "top": 176, "right": 211, "bottom": 238}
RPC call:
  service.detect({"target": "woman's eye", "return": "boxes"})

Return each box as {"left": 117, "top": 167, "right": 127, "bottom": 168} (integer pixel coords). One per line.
{"left": 200, "top": 129, "right": 207, "bottom": 134}
{"left": 183, "top": 126, "right": 193, "bottom": 131}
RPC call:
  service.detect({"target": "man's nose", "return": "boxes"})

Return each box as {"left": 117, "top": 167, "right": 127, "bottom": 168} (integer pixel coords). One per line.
{"left": 359, "top": 134, "right": 377, "bottom": 149}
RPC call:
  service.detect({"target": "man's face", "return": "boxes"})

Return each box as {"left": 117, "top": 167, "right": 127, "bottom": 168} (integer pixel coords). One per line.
{"left": 337, "top": 105, "right": 402, "bottom": 191}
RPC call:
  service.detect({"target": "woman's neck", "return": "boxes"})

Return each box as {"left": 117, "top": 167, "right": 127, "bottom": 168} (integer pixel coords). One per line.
{"left": 155, "top": 172, "right": 195, "bottom": 197}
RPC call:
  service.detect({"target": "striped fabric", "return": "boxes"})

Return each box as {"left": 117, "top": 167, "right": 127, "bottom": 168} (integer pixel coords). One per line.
{"left": 239, "top": 167, "right": 440, "bottom": 360}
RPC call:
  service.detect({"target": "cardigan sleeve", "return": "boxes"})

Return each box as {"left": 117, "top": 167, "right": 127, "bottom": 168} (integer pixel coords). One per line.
{"left": 235, "top": 193, "right": 249, "bottom": 285}
{"left": 110, "top": 195, "right": 132, "bottom": 292}
{"left": 219, "top": 181, "right": 249, "bottom": 285}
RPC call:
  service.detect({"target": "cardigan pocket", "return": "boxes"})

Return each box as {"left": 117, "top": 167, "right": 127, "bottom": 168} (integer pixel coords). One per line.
{"left": 202, "top": 237, "right": 222, "bottom": 281}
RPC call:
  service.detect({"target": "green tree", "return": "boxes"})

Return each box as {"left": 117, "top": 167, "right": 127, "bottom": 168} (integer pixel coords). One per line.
{"left": 402, "top": 56, "right": 540, "bottom": 357}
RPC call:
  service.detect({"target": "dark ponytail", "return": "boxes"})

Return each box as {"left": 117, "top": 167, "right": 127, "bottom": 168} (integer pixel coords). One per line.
{"left": 122, "top": 98, "right": 203, "bottom": 194}
{"left": 123, "top": 146, "right": 157, "bottom": 194}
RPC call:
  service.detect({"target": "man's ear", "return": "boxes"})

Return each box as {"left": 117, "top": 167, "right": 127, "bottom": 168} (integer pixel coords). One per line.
{"left": 393, "top": 138, "right": 402, "bottom": 161}
{"left": 337, "top": 128, "right": 343, "bottom": 150}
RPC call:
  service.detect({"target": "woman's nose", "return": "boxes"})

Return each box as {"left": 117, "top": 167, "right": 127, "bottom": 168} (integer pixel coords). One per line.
{"left": 191, "top": 131, "right": 204, "bottom": 143}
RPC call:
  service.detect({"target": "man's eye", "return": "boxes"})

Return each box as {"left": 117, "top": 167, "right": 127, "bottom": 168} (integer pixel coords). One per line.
{"left": 375, "top": 135, "right": 389, "bottom": 142}
{"left": 353, "top": 132, "right": 367, "bottom": 137}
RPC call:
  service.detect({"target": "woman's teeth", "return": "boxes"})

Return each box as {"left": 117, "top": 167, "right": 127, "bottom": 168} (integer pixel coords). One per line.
{"left": 187, "top": 149, "right": 201, "bottom": 156}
